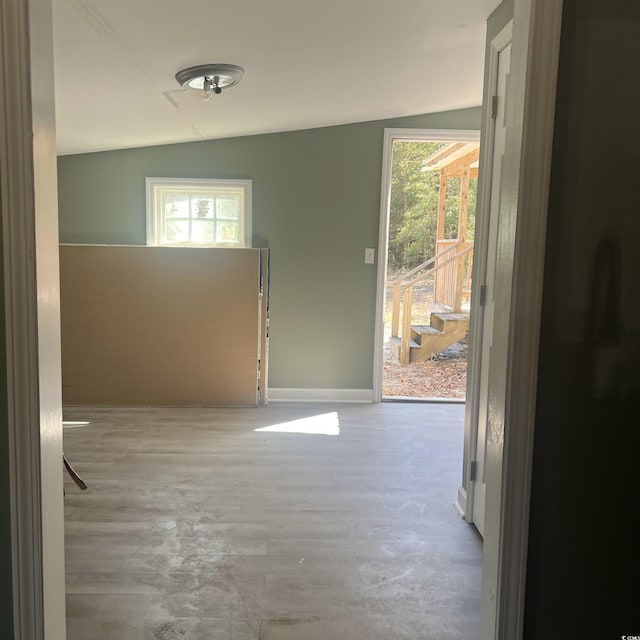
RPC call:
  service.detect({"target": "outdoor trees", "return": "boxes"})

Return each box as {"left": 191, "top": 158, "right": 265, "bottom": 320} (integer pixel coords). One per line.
{"left": 388, "top": 141, "right": 477, "bottom": 275}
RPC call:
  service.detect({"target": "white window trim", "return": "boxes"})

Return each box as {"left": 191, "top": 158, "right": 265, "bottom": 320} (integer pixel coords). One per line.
{"left": 145, "top": 177, "right": 252, "bottom": 248}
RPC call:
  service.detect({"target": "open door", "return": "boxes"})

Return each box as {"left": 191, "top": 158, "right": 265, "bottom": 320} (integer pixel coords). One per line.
{"left": 467, "top": 29, "right": 513, "bottom": 537}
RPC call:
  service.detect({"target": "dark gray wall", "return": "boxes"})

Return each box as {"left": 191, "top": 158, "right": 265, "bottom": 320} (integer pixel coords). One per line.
{"left": 525, "top": 0, "right": 640, "bottom": 637}
{"left": 0, "top": 227, "right": 13, "bottom": 635}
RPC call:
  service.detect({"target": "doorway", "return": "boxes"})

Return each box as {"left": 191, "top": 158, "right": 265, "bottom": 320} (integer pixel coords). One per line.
{"left": 4, "top": 0, "right": 566, "bottom": 636}
{"left": 374, "top": 129, "right": 481, "bottom": 403}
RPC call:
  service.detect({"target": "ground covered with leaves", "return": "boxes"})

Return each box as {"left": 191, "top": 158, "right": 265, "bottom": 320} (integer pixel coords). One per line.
{"left": 382, "top": 338, "right": 468, "bottom": 400}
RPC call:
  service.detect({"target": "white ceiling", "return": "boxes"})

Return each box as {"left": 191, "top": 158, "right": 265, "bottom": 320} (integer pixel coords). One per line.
{"left": 53, "top": 0, "right": 501, "bottom": 155}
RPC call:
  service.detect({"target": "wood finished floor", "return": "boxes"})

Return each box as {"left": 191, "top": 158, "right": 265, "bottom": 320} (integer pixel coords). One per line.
{"left": 63, "top": 403, "right": 482, "bottom": 640}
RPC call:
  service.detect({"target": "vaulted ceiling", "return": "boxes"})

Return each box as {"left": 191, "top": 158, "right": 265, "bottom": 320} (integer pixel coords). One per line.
{"left": 53, "top": 0, "right": 501, "bottom": 155}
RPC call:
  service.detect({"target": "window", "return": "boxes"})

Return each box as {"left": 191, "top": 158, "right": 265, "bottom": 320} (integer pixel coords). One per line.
{"left": 146, "top": 177, "right": 251, "bottom": 248}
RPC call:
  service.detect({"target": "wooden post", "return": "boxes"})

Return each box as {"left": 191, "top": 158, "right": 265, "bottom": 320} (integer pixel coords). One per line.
{"left": 458, "top": 165, "right": 471, "bottom": 242}
{"left": 437, "top": 175, "right": 448, "bottom": 243}
{"left": 454, "top": 165, "right": 472, "bottom": 311}
{"left": 435, "top": 174, "right": 448, "bottom": 305}
{"left": 400, "top": 286, "right": 413, "bottom": 365}
{"left": 465, "top": 246, "right": 475, "bottom": 303}
{"left": 391, "top": 281, "right": 401, "bottom": 338}
{"left": 454, "top": 249, "right": 467, "bottom": 312}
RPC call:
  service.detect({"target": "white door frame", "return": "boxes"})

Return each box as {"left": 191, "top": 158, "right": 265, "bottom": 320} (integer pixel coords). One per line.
{"left": 373, "top": 128, "right": 480, "bottom": 403}
{"left": 3, "top": 0, "right": 563, "bottom": 638}
{"left": 1, "top": 0, "right": 67, "bottom": 638}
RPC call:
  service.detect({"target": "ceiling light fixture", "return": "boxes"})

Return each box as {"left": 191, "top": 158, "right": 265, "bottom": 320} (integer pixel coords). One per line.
{"left": 175, "top": 64, "right": 244, "bottom": 102}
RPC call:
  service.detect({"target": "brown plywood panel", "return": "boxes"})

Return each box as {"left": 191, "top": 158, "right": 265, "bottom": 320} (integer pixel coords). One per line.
{"left": 60, "top": 245, "right": 263, "bottom": 406}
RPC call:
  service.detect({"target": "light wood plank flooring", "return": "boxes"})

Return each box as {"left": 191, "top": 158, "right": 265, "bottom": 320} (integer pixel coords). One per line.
{"left": 63, "top": 402, "right": 481, "bottom": 640}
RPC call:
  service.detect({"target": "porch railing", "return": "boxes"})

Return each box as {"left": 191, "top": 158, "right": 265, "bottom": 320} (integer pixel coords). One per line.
{"left": 389, "top": 242, "right": 474, "bottom": 364}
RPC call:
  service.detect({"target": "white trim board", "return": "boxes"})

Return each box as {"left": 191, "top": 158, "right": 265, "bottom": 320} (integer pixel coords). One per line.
{"left": 373, "top": 128, "right": 481, "bottom": 403}
{"left": 268, "top": 388, "right": 373, "bottom": 403}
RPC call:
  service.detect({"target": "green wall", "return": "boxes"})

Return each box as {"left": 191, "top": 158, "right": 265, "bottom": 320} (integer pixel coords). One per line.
{"left": 58, "top": 108, "right": 481, "bottom": 390}
{"left": 486, "top": 0, "right": 513, "bottom": 43}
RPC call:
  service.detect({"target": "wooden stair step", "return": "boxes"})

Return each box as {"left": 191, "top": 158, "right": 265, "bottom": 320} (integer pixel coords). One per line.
{"left": 411, "top": 325, "right": 442, "bottom": 344}
{"left": 431, "top": 301, "right": 453, "bottom": 314}
{"left": 432, "top": 312, "right": 468, "bottom": 321}
{"left": 411, "top": 325, "right": 442, "bottom": 336}
{"left": 390, "top": 336, "right": 420, "bottom": 350}
{"left": 430, "top": 312, "right": 469, "bottom": 333}
{"left": 392, "top": 315, "right": 470, "bottom": 364}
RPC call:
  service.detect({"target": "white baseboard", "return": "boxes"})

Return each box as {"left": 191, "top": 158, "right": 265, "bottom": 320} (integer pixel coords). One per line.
{"left": 267, "top": 388, "right": 374, "bottom": 403}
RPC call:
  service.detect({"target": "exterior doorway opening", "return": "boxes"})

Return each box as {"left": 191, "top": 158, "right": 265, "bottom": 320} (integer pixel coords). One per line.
{"left": 380, "top": 135, "right": 480, "bottom": 401}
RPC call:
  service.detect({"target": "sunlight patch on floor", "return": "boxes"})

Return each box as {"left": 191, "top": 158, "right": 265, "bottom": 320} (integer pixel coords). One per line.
{"left": 255, "top": 412, "right": 340, "bottom": 436}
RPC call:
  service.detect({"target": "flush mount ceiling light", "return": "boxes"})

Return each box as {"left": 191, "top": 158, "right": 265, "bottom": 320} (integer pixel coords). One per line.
{"left": 175, "top": 63, "right": 244, "bottom": 101}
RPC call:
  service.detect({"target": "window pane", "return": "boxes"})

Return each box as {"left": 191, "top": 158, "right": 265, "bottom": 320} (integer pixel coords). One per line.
{"left": 217, "top": 221, "right": 240, "bottom": 243}
{"left": 149, "top": 179, "right": 249, "bottom": 248}
{"left": 163, "top": 192, "right": 190, "bottom": 218}
{"left": 192, "top": 197, "right": 214, "bottom": 219}
{"left": 217, "top": 197, "right": 240, "bottom": 220}
{"left": 191, "top": 220, "right": 215, "bottom": 244}
{"left": 164, "top": 220, "right": 189, "bottom": 243}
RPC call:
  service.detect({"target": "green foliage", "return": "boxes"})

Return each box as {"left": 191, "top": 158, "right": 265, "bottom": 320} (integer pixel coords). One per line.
{"left": 388, "top": 141, "right": 477, "bottom": 276}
